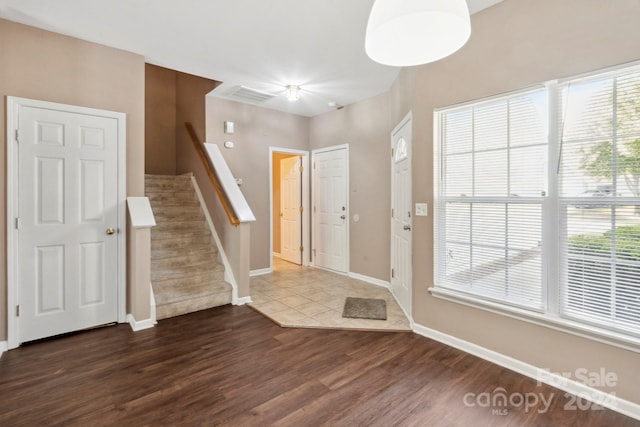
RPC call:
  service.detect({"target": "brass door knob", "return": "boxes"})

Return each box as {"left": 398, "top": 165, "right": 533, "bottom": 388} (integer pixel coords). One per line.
{"left": 106, "top": 227, "right": 116, "bottom": 235}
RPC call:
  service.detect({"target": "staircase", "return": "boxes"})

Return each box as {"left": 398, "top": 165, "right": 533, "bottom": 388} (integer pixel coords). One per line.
{"left": 145, "top": 174, "right": 232, "bottom": 320}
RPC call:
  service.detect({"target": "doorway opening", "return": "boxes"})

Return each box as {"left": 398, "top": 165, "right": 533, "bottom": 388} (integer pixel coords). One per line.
{"left": 269, "top": 148, "right": 310, "bottom": 272}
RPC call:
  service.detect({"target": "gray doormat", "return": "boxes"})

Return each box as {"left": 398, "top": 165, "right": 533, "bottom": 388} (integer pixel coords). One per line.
{"left": 342, "top": 297, "right": 387, "bottom": 320}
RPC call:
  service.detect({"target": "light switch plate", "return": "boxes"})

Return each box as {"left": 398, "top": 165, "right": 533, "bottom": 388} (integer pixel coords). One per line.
{"left": 415, "top": 203, "right": 428, "bottom": 216}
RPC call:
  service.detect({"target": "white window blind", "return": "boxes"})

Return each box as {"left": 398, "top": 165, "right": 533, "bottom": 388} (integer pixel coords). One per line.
{"left": 436, "top": 89, "right": 548, "bottom": 310}
{"left": 559, "top": 68, "right": 640, "bottom": 334}
{"left": 435, "top": 62, "right": 640, "bottom": 342}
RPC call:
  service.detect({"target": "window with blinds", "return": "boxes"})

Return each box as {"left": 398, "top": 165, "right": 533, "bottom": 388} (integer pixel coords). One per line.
{"left": 435, "top": 62, "right": 640, "bottom": 342}
{"left": 559, "top": 68, "right": 640, "bottom": 334}
{"left": 436, "top": 89, "right": 548, "bottom": 310}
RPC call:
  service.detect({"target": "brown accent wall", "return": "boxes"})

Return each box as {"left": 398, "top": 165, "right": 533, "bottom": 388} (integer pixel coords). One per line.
{"left": 175, "top": 72, "right": 220, "bottom": 172}
{"left": 145, "top": 64, "right": 219, "bottom": 175}
{"left": 0, "top": 18, "right": 146, "bottom": 336}
{"left": 145, "top": 65, "right": 177, "bottom": 175}
{"left": 309, "top": 0, "right": 640, "bottom": 405}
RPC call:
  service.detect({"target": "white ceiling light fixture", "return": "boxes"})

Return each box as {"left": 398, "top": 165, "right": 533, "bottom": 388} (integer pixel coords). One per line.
{"left": 286, "top": 85, "right": 301, "bottom": 101}
{"left": 365, "top": 0, "right": 471, "bottom": 67}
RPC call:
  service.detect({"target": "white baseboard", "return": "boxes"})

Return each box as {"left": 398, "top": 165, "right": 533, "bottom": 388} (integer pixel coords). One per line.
{"left": 348, "top": 272, "right": 390, "bottom": 289}
{"left": 235, "top": 296, "right": 253, "bottom": 306}
{"left": 127, "top": 314, "right": 156, "bottom": 332}
{"left": 250, "top": 267, "right": 273, "bottom": 277}
{"left": 0, "top": 341, "right": 7, "bottom": 358}
{"left": 150, "top": 282, "right": 157, "bottom": 325}
{"left": 413, "top": 323, "right": 640, "bottom": 421}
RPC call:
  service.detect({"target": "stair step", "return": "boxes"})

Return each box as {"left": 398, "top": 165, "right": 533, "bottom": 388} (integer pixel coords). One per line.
{"left": 154, "top": 280, "right": 231, "bottom": 305}
{"left": 147, "top": 190, "right": 198, "bottom": 200}
{"left": 153, "top": 220, "right": 209, "bottom": 234}
{"left": 151, "top": 228, "right": 211, "bottom": 247}
{"left": 153, "top": 269, "right": 226, "bottom": 289}
{"left": 145, "top": 174, "right": 192, "bottom": 183}
{"left": 156, "top": 287, "right": 232, "bottom": 320}
{"left": 152, "top": 260, "right": 225, "bottom": 281}
{"left": 146, "top": 173, "right": 231, "bottom": 320}
{"left": 146, "top": 181, "right": 192, "bottom": 190}
{"left": 153, "top": 206, "right": 204, "bottom": 222}
{"left": 151, "top": 250, "right": 218, "bottom": 270}
{"left": 145, "top": 177, "right": 193, "bottom": 192}
{"left": 152, "top": 244, "right": 218, "bottom": 261}
{"left": 151, "top": 234, "right": 213, "bottom": 250}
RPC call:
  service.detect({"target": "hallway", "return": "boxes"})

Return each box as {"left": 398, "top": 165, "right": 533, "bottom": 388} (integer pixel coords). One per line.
{"left": 249, "top": 258, "right": 411, "bottom": 331}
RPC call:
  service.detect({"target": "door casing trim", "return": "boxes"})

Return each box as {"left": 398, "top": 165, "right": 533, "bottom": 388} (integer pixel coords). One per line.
{"left": 6, "top": 96, "right": 127, "bottom": 349}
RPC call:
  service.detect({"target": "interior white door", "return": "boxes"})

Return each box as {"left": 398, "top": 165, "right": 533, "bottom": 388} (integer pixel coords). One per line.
{"left": 18, "top": 105, "right": 119, "bottom": 343}
{"left": 280, "top": 156, "right": 302, "bottom": 264}
{"left": 313, "top": 147, "right": 348, "bottom": 273}
{"left": 391, "top": 115, "right": 412, "bottom": 317}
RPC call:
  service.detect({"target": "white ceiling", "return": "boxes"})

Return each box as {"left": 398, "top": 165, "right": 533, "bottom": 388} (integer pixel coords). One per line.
{"left": 0, "top": 0, "right": 503, "bottom": 117}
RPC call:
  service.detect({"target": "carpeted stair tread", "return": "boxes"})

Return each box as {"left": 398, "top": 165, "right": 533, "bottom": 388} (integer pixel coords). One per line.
{"left": 153, "top": 220, "right": 209, "bottom": 233}
{"left": 150, "top": 234, "right": 213, "bottom": 250}
{"left": 147, "top": 192, "right": 200, "bottom": 204}
{"left": 152, "top": 244, "right": 218, "bottom": 260}
{"left": 151, "top": 250, "right": 218, "bottom": 270}
{"left": 154, "top": 280, "right": 231, "bottom": 304}
{"left": 145, "top": 174, "right": 232, "bottom": 320}
{"left": 151, "top": 228, "right": 212, "bottom": 241}
{"left": 152, "top": 206, "right": 204, "bottom": 222}
{"left": 151, "top": 259, "right": 225, "bottom": 281}
{"left": 152, "top": 270, "right": 226, "bottom": 289}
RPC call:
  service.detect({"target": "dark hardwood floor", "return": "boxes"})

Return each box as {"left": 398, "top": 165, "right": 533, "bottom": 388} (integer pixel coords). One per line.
{"left": 0, "top": 305, "right": 637, "bottom": 426}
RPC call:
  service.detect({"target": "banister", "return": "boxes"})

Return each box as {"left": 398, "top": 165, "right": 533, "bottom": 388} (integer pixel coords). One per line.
{"left": 185, "top": 122, "right": 240, "bottom": 226}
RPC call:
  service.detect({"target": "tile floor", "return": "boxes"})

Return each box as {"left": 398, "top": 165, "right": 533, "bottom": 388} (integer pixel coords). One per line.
{"left": 249, "top": 258, "right": 411, "bottom": 332}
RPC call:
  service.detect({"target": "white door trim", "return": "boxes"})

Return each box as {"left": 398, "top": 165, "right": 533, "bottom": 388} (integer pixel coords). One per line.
{"left": 311, "top": 144, "right": 350, "bottom": 273}
{"left": 268, "top": 147, "right": 310, "bottom": 272}
{"left": 6, "top": 96, "right": 127, "bottom": 350}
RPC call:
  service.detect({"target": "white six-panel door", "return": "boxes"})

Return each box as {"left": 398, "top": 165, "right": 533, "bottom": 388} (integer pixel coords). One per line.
{"left": 313, "top": 147, "right": 348, "bottom": 273}
{"left": 280, "top": 156, "right": 302, "bottom": 264}
{"left": 17, "top": 105, "right": 120, "bottom": 343}
{"left": 391, "top": 113, "right": 412, "bottom": 317}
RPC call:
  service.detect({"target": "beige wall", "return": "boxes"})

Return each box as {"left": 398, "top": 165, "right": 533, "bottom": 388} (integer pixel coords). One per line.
{"left": 412, "top": 0, "right": 640, "bottom": 404}
{"left": 0, "top": 18, "right": 147, "bottom": 336}
{"left": 310, "top": 0, "right": 640, "bottom": 404}
{"left": 145, "top": 64, "right": 177, "bottom": 175}
{"left": 309, "top": 94, "right": 394, "bottom": 280}
{"left": 203, "top": 97, "right": 309, "bottom": 270}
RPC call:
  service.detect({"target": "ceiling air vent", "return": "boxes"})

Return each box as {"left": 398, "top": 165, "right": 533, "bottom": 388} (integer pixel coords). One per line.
{"left": 224, "top": 85, "right": 276, "bottom": 104}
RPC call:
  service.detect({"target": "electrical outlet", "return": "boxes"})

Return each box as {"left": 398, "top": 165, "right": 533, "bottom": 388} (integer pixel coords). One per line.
{"left": 415, "top": 203, "right": 428, "bottom": 216}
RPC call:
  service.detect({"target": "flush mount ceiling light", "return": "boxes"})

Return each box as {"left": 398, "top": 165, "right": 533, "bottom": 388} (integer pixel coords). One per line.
{"left": 286, "top": 85, "right": 300, "bottom": 101}
{"left": 365, "top": 0, "right": 471, "bottom": 67}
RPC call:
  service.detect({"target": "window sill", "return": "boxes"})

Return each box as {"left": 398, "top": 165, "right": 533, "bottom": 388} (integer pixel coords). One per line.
{"left": 428, "top": 286, "right": 640, "bottom": 354}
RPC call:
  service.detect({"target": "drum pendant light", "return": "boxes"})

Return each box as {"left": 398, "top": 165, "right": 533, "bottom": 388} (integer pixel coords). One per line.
{"left": 365, "top": 0, "right": 471, "bottom": 67}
